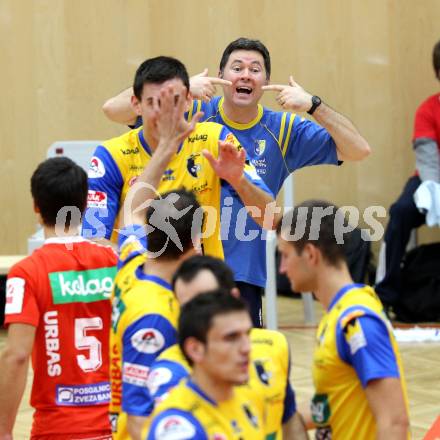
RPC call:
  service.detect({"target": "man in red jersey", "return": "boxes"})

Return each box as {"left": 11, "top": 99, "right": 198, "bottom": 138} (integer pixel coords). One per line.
{"left": 376, "top": 39, "right": 440, "bottom": 312}
{"left": 0, "top": 157, "right": 117, "bottom": 440}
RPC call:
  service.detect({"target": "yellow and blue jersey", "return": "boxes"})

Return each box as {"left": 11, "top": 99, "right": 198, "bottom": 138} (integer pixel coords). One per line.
{"left": 190, "top": 97, "right": 339, "bottom": 287}
{"left": 146, "top": 379, "right": 265, "bottom": 440}
{"left": 109, "top": 228, "right": 180, "bottom": 439}
{"left": 82, "top": 122, "right": 271, "bottom": 261}
{"left": 145, "top": 328, "right": 296, "bottom": 439}
{"left": 133, "top": 97, "right": 338, "bottom": 287}
{"left": 312, "top": 283, "right": 409, "bottom": 439}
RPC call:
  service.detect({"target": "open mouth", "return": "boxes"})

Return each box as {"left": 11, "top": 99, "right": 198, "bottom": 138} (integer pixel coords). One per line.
{"left": 236, "top": 86, "right": 253, "bottom": 95}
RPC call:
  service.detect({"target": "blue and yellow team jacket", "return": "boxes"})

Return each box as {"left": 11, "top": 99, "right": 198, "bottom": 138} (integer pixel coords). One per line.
{"left": 82, "top": 121, "right": 271, "bottom": 261}
{"left": 144, "top": 328, "right": 297, "bottom": 439}
{"left": 110, "top": 228, "right": 180, "bottom": 440}
{"left": 147, "top": 379, "right": 266, "bottom": 440}
{"left": 312, "top": 283, "right": 409, "bottom": 439}
{"left": 189, "top": 97, "right": 339, "bottom": 287}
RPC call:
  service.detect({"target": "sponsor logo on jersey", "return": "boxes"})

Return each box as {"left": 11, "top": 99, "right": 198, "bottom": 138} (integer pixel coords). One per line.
{"left": 343, "top": 316, "right": 367, "bottom": 355}
{"left": 311, "top": 394, "right": 331, "bottom": 425}
{"left": 121, "top": 146, "right": 140, "bottom": 155}
{"left": 87, "top": 190, "right": 108, "bottom": 209}
{"left": 251, "top": 158, "right": 267, "bottom": 175}
{"left": 186, "top": 153, "right": 202, "bottom": 178}
{"left": 110, "top": 343, "right": 122, "bottom": 408}
{"left": 5, "top": 277, "right": 25, "bottom": 314}
{"left": 254, "top": 139, "right": 266, "bottom": 156}
{"left": 88, "top": 156, "right": 106, "bottom": 178}
{"left": 131, "top": 328, "right": 165, "bottom": 354}
{"left": 49, "top": 267, "right": 117, "bottom": 304}
{"left": 192, "top": 180, "right": 210, "bottom": 194}
{"left": 155, "top": 415, "right": 196, "bottom": 439}
{"left": 122, "top": 362, "right": 149, "bottom": 387}
{"left": 188, "top": 133, "right": 208, "bottom": 143}
{"left": 44, "top": 310, "right": 61, "bottom": 376}
{"left": 147, "top": 366, "right": 173, "bottom": 395}
{"left": 225, "top": 132, "right": 238, "bottom": 146}
{"left": 162, "top": 169, "right": 176, "bottom": 181}
{"left": 56, "top": 381, "right": 111, "bottom": 406}
{"left": 111, "top": 294, "right": 126, "bottom": 332}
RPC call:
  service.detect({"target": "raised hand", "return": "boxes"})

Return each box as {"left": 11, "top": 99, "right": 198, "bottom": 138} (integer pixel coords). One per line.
{"left": 262, "top": 75, "right": 313, "bottom": 112}
{"left": 190, "top": 68, "right": 232, "bottom": 102}
{"left": 155, "top": 85, "right": 203, "bottom": 156}
{"left": 203, "top": 140, "right": 246, "bottom": 188}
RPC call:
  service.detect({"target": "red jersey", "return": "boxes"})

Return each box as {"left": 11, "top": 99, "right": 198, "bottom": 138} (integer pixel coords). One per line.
{"left": 5, "top": 236, "right": 117, "bottom": 439}
{"left": 413, "top": 93, "right": 440, "bottom": 147}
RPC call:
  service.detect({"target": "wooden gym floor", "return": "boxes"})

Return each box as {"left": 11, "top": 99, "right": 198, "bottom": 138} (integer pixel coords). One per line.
{"left": 1, "top": 295, "right": 439, "bottom": 439}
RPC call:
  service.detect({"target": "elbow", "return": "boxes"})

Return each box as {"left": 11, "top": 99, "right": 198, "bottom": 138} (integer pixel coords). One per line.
{"left": 339, "top": 139, "right": 372, "bottom": 162}
{"left": 350, "top": 141, "right": 371, "bottom": 162}
{"left": 377, "top": 413, "right": 410, "bottom": 435}
{"left": 360, "top": 140, "right": 372, "bottom": 160}
{"left": 102, "top": 99, "right": 116, "bottom": 121}
{"left": 353, "top": 139, "right": 372, "bottom": 161}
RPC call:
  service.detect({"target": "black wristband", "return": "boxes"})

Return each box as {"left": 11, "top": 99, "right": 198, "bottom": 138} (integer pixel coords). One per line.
{"left": 307, "top": 95, "right": 322, "bottom": 115}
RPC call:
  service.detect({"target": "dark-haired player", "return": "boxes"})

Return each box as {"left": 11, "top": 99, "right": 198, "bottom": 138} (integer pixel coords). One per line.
{"left": 0, "top": 157, "right": 117, "bottom": 439}
{"left": 277, "top": 200, "right": 409, "bottom": 439}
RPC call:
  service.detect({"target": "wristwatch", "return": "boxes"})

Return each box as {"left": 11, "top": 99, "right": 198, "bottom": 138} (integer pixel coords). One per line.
{"left": 307, "top": 95, "right": 322, "bottom": 115}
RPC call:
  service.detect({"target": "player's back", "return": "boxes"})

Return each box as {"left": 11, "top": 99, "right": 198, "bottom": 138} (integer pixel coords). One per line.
{"left": 6, "top": 237, "right": 117, "bottom": 438}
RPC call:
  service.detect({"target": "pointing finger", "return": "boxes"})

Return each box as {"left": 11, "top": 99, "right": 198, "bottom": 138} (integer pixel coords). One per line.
{"left": 209, "top": 78, "right": 232, "bottom": 86}
{"left": 262, "top": 84, "right": 286, "bottom": 92}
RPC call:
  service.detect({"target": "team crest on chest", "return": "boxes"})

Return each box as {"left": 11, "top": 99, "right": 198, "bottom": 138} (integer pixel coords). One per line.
{"left": 187, "top": 153, "right": 202, "bottom": 178}
{"left": 254, "top": 139, "right": 266, "bottom": 156}
{"left": 242, "top": 404, "right": 259, "bottom": 428}
{"left": 253, "top": 359, "right": 272, "bottom": 385}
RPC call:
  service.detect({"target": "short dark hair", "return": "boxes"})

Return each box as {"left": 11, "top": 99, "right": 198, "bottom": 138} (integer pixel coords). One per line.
{"left": 31, "top": 157, "right": 87, "bottom": 227}
{"left": 133, "top": 56, "right": 190, "bottom": 100}
{"left": 276, "top": 199, "right": 347, "bottom": 267}
{"left": 172, "top": 255, "right": 236, "bottom": 291}
{"left": 146, "top": 189, "right": 201, "bottom": 260}
{"left": 178, "top": 291, "right": 249, "bottom": 366}
{"left": 433, "top": 40, "right": 440, "bottom": 80}
{"left": 219, "top": 38, "right": 271, "bottom": 79}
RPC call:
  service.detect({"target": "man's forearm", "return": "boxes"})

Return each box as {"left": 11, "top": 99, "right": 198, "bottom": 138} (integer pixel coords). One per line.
{"left": 122, "top": 146, "right": 173, "bottom": 227}
{"left": 231, "top": 177, "right": 277, "bottom": 228}
{"left": 102, "top": 87, "right": 137, "bottom": 126}
{"left": 0, "top": 349, "right": 30, "bottom": 437}
{"left": 313, "top": 103, "right": 371, "bottom": 161}
{"left": 282, "top": 412, "right": 309, "bottom": 440}
{"left": 414, "top": 138, "right": 440, "bottom": 182}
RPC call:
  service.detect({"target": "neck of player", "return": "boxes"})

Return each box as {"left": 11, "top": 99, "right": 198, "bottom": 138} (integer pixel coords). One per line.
{"left": 222, "top": 99, "right": 259, "bottom": 125}
{"left": 313, "top": 264, "right": 354, "bottom": 309}
{"left": 43, "top": 225, "right": 80, "bottom": 239}
{"left": 142, "top": 258, "right": 181, "bottom": 285}
{"left": 191, "top": 369, "right": 234, "bottom": 402}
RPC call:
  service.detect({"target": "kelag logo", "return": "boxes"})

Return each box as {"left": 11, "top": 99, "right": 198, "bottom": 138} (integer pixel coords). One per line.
{"left": 49, "top": 267, "right": 117, "bottom": 304}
